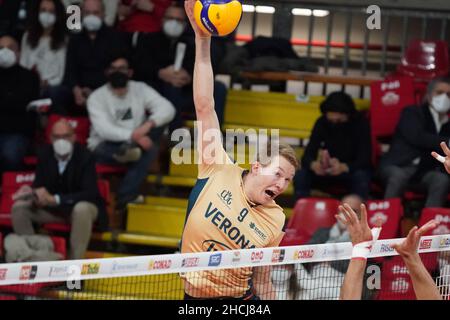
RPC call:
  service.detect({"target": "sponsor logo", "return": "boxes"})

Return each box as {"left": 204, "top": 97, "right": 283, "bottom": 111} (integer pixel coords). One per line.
{"left": 439, "top": 237, "right": 450, "bottom": 248}
{"left": 0, "top": 269, "right": 7, "bottom": 280}
{"left": 271, "top": 249, "right": 285, "bottom": 263}
{"left": 433, "top": 225, "right": 450, "bottom": 235}
{"left": 208, "top": 253, "right": 222, "bottom": 267}
{"left": 381, "top": 92, "right": 400, "bottom": 106}
{"left": 419, "top": 239, "right": 432, "bottom": 250}
{"left": 182, "top": 257, "right": 200, "bottom": 268}
{"left": 48, "top": 266, "right": 69, "bottom": 278}
{"left": 249, "top": 222, "right": 267, "bottom": 240}
{"left": 381, "top": 80, "right": 400, "bottom": 91}
{"left": 81, "top": 263, "right": 100, "bottom": 275}
{"left": 435, "top": 214, "right": 450, "bottom": 223}
{"left": 321, "top": 247, "right": 345, "bottom": 257}
{"left": 232, "top": 251, "right": 241, "bottom": 264}
{"left": 16, "top": 174, "right": 35, "bottom": 184}
{"left": 380, "top": 244, "right": 395, "bottom": 253}
{"left": 19, "top": 265, "right": 37, "bottom": 281}
{"left": 370, "top": 212, "right": 388, "bottom": 225}
{"left": 294, "top": 249, "right": 314, "bottom": 260}
{"left": 391, "top": 278, "right": 410, "bottom": 293}
{"left": 392, "top": 265, "right": 408, "bottom": 274}
{"left": 251, "top": 251, "right": 264, "bottom": 263}
{"left": 219, "top": 190, "right": 233, "bottom": 206}
{"left": 111, "top": 261, "right": 139, "bottom": 273}
{"left": 148, "top": 259, "right": 172, "bottom": 270}
{"left": 368, "top": 201, "right": 390, "bottom": 211}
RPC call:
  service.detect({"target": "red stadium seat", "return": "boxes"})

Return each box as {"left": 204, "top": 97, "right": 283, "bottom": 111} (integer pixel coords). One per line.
{"left": 45, "top": 114, "right": 90, "bottom": 145}
{"left": 366, "top": 198, "right": 404, "bottom": 239}
{"left": 376, "top": 256, "right": 416, "bottom": 300}
{"left": 0, "top": 172, "right": 35, "bottom": 225}
{"left": 95, "top": 164, "right": 127, "bottom": 175}
{"left": 280, "top": 198, "right": 340, "bottom": 246}
{"left": 419, "top": 207, "right": 450, "bottom": 235}
{"left": 397, "top": 40, "right": 449, "bottom": 82}
{"left": 370, "top": 76, "right": 416, "bottom": 166}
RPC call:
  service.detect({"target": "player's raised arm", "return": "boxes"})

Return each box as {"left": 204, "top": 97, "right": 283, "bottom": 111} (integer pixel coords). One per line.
{"left": 391, "top": 220, "right": 443, "bottom": 300}
{"left": 184, "top": 0, "right": 223, "bottom": 165}
{"left": 338, "top": 204, "right": 381, "bottom": 300}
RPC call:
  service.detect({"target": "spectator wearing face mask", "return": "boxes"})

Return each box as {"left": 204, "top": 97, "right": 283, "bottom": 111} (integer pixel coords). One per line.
{"left": 0, "top": 0, "right": 28, "bottom": 41}
{"left": 54, "top": 0, "right": 129, "bottom": 115}
{"left": 378, "top": 76, "right": 450, "bottom": 208}
{"left": 20, "top": 0, "right": 67, "bottom": 92}
{"left": 294, "top": 91, "right": 372, "bottom": 200}
{"left": 133, "top": 1, "right": 227, "bottom": 131}
{"left": 62, "top": 0, "right": 119, "bottom": 27}
{"left": 11, "top": 119, "right": 108, "bottom": 260}
{"left": 87, "top": 56, "right": 175, "bottom": 209}
{"left": 0, "top": 35, "right": 40, "bottom": 175}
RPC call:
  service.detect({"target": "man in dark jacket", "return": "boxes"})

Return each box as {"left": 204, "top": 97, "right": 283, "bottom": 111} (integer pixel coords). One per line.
{"left": 378, "top": 76, "right": 450, "bottom": 207}
{"left": 53, "top": 0, "right": 130, "bottom": 115}
{"left": 0, "top": 35, "right": 39, "bottom": 175}
{"left": 11, "top": 119, "right": 108, "bottom": 260}
{"left": 294, "top": 91, "right": 372, "bottom": 199}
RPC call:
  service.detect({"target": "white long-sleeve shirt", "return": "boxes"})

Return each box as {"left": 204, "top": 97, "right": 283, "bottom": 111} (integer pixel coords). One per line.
{"left": 87, "top": 80, "right": 176, "bottom": 150}
{"left": 20, "top": 33, "right": 67, "bottom": 86}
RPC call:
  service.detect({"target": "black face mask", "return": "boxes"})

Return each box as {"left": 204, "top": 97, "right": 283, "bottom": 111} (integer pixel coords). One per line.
{"left": 108, "top": 71, "right": 129, "bottom": 89}
{"left": 326, "top": 120, "right": 349, "bottom": 130}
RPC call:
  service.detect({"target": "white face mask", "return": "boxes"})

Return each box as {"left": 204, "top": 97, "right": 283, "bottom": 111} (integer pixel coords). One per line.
{"left": 39, "top": 12, "right": 56, "bottom": 29}
{"left": 83, "top": 15, "right": 102, "bottom": 32}
{"left": 53, "top": 139, "right": 73, "bottom": 157}
{"left": 431, "top": 93, "right": 450, "bottom": 114}
{"left": 163, "top": 19, "right": 185, "bottom": 38}
{"left": 0, "top": 48, "right": 17, "bottom": 68}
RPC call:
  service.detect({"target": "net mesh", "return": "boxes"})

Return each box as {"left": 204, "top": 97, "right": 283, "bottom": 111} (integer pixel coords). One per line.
{"left": 0, "top": 234, "right": 449, "bottom": 300}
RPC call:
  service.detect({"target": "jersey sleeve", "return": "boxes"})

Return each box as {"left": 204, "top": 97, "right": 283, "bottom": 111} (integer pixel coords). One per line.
{"left": 197, "top": 143, "right": 235, "bottom": 179}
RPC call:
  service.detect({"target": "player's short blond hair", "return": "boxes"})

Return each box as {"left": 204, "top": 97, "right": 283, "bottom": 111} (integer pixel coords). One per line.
{"left": 257, "top": 142, "right": 299, "bottom": 170}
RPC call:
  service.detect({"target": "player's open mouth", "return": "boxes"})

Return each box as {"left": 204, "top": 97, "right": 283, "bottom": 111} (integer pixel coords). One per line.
{"left": 265, "top": 190, "right": 276, "bottom": 198}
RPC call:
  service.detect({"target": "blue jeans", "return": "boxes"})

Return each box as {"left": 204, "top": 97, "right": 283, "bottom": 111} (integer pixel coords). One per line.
{"left": 93, "top": 127, "right": 164, "bottom": 206}
{"left": 294, "top": 167, "right": 371, "bottom": 200}
{"left": 0, "top": 134, "right": 29, "bottom": 172}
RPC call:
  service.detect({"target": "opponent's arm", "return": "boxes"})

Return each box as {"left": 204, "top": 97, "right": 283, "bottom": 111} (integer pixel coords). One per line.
{"left": 391, "top": 220, "right": 442, "bottom": 300}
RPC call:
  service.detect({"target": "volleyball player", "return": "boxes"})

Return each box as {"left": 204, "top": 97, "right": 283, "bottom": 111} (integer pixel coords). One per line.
{"left": 180, "top": 0, "right": 299, "bottom": 300}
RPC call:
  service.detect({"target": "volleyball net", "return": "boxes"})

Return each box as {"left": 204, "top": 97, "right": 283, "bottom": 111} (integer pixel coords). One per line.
{"left": 0, "top": 234, "right": 449, "bottom": 300}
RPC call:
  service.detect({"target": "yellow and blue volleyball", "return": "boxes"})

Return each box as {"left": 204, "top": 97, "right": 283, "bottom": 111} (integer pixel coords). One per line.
{"left": 194, "top": 0, "right": 243, "bottom": 37}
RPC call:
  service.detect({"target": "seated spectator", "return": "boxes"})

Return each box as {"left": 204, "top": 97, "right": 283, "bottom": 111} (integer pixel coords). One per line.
{"left": 54, "top": 0, "right": 130, "bottom": 115}
{"left": 87, "top": 56, "right": 175, "bottom": 209}
{"left": 294, "top": 92, "right": 371, "bottom": 200}
{"left": 0, "top": 35, "right": 40, "bottom": 174}
{"left": 118, "top": 0, "right": 172, "bottom": 34}
{"left": 63, "top": 0, "right": 120, "bottom": 27}
{"left": 378, "top": 76, "right": 450, "bottom": 208}
{"left": 11, "top": 119, "right": 108, "bottom": 260}
{"left": 20, "top": 0, "right": 67, "bottom": 93}
{"left": 133, "top": 1, "right": 227, "bottom": 131}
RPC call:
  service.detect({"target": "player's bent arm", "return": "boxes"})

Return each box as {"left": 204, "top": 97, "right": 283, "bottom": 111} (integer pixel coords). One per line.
{"left": 339, "top": 258, "right": 367, "bottom": 300}
{"left": 403, "top": 254, "right": 442, "bottom": 300}
{"left": 253, "top": 266, "right": 276, "bottom": 300}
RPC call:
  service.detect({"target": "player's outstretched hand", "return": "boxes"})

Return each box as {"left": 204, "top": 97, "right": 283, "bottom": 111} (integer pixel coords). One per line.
{"left": 184, "top": 0, "right": 211, "bottom": 38}
{"left": 391, "top": 220, "right": 439, "bottom": 260}
{"left": 431, "top": 141, "right": 450, "bottom": 174}
{"left": 336, "top": 204, "right": 372, "bottom": 246}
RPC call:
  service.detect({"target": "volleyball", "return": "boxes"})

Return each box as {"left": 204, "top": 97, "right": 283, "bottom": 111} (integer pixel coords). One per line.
{"left": 193, "top": 0, "right": 243, "bottom": 37}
